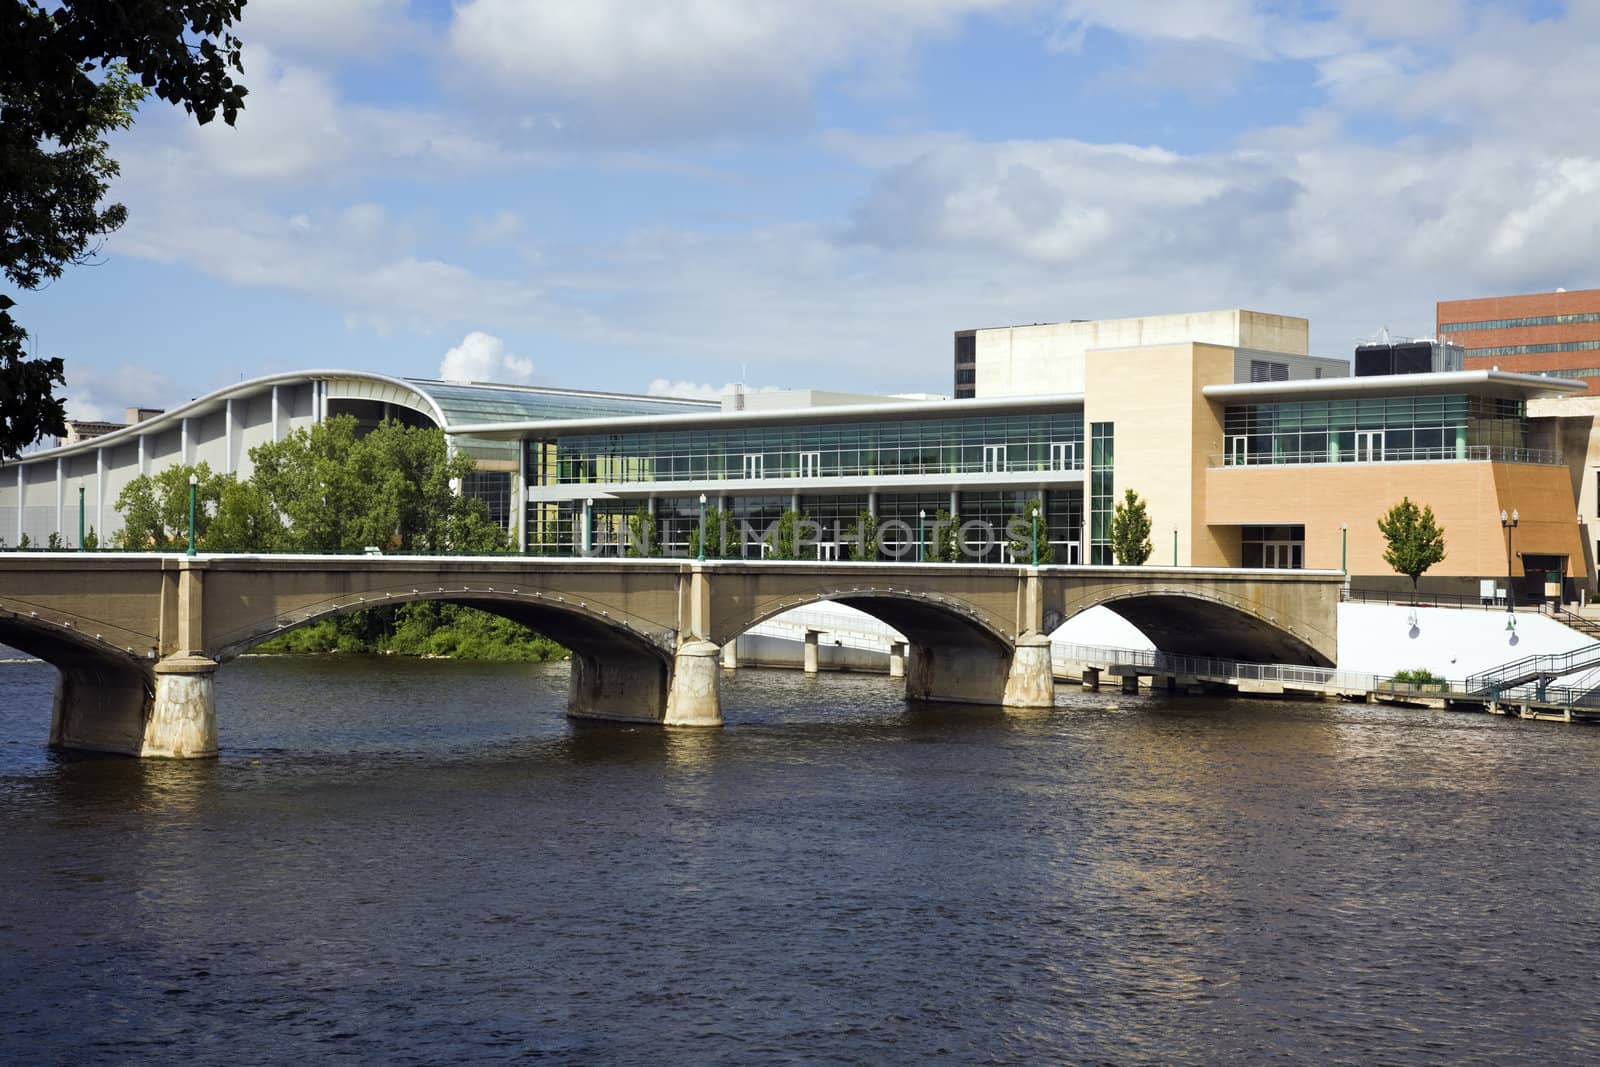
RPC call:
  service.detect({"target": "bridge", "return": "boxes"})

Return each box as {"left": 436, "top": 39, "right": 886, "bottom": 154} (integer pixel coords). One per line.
{"left": 0, "top": 554, "right": 1342, "bottom": 758}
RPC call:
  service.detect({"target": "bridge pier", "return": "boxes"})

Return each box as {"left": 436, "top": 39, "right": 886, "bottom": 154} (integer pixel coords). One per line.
{"left": 1001, "top": 632, "right": 1055, "bottom": 708}
{"left": 664, "top": 640, "right": 722, "bottom": 727}
{"left": 49, "top": 655, "right": 217, "bottom": 758}
{"left": 568, "top": 649, "right": 670, "bottom": 725}
{"left": 147, "top": 656, "right": 219, "bottom": 758}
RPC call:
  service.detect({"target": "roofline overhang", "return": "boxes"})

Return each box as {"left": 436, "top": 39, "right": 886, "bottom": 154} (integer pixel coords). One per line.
{"left": 449, "top": 392, "right": 1088, "bottom": 440}
{"left": 8, "top": 369, "right": 448, "bottom": 466}
{"left": 1201, "top": 370, "right": 1587, "bottom": 403}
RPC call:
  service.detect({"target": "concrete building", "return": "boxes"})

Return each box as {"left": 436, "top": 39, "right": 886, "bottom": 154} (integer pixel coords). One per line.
{"left": 960, "top": 309, "right": 1333, "bottom": 397}
{"left": 1439, "top": 286, "right": 1600, "bottom": 394}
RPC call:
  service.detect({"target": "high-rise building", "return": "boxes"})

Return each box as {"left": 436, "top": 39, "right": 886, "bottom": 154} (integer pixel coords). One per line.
{"left": 1438, "top": 287, "right": 1600, "bottom": 394}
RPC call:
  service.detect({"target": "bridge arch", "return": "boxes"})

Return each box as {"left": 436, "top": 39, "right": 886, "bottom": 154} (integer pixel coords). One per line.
{"left": 1060, "top": 587, "right": 1335, "bottom": 667}
{"left": 0, "top": 613, "right": 159, "bottom": 756}
{"left": 712, "top": 583, "right": 1032, "bottom": 707}
{"left": 209, "top": 586, "right": 679, "bottom": 726}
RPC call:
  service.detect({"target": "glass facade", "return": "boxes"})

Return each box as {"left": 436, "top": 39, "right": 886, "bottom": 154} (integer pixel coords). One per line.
{"left": 525, "top": 487, "right": 1084, "bottom": 560}
{"left": 1449, "top": 340, "right": 1600, "bottom": 358}
{"left": 1440, "top": 311, "right": 1600, "bottom": 333}
{"left": 538, "top": 411, "right": 1084, "bottom": 485}
{"left": 1089, "top": 423, "right": 1114, "bottom": 565}
{"left": 1219, "top": 394, "right": 1543, "bottom": 466}
{"left": 461, "top": 470, "right": 511, "bottom": 530}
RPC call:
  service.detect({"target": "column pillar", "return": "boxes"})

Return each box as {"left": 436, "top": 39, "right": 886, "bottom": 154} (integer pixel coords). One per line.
{"left": 721, "top": 641, "right": 738, "bottom": 669}
{"left": 1082, "top": 666, "right": 1100, "bottom": 690}
{"left": 1001, "top": 631, "right": 1054, "bottom": 707}
{"left": 1121, "top": 674, "right": 1140, "bottom": 694}
{"left": 147, "top": 655, "right": 219, "bottom": 758}
{"left": 54, "top": 457, "right": 63, "bottom": 543}
{"left": 888, "top": 640, "right": 907, "bottom": 678}
{"left": 803, "top": 629, "right": 822, "bottom": 674}
{"left": 664, "top": 640, "right": 722, "bottom": 726}
{"left": 95, "top": 447, "right": 105, "bottom": 542}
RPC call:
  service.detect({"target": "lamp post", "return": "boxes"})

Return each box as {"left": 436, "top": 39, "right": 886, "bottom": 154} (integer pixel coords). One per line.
{"left": 1502, "top": 507, "right": 1519, "bottom": 628}
{"left": 585, "top": 496, "right": 595, "bottom": 557}
{"left": 697, "top": 493, "right": 707, "bottom": 562}
{"left": 186, "top": 472, "right": 198, "bottom": 557}
{"left": 1340, "top": 522, "right": 1348, "bottom": 574}
{"left": 1032, "top": 503, "right": 1040, "bottom": 566}
{"left": 1172, "top": 522, "right": 1178, "bottom": 567}
{"left": 78, "top": 486, "right": 84, "bottom": 552}
{"left": 918, "top": 509, "right": 926, "bottom": 563}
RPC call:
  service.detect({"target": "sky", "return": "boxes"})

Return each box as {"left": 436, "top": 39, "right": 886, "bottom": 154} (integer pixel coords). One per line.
{"left": 18, "top": 0, "right": 1598, "bottom": 421}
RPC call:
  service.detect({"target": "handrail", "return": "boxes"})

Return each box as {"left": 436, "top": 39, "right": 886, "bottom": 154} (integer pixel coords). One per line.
{"left": 1208, "top": 444, "right": 1561, "bottom": 469}
{"left": 1341, "top": 588, "right": 1528, "bottom": 612}
{"left": 1465, "top": 642, "right": 1600, "bottom": 692}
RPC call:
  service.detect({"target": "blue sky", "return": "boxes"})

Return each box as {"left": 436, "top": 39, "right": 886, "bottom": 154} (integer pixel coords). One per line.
{"left": 20, "top": 0, "right": 1598, "bottom": 419}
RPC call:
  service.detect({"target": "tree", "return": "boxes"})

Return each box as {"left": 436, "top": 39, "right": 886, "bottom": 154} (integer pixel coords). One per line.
{"left": 1, "top": 1, "right": 247, "bottom": 456}
{"left": 844, "top": 509, "right": 878, "bottom": 561}
{"left": 249, "top": 416, "right": 503, "bottom": 554}
{"left": 206, "top": 478, "right": 285, "bottom": 553}
{"left": 1006, "top": 498, "right": 1053, "bottom": 564}
{"left": 625, "top": 506, "right": 659, "bottom": 558}
{"left": 765, "top": 509, "right": 816, "bottom": 560}
{"left": 1377, "top": 497, "right": 1447, "bottom": 597}
{"left": 927, "top": 509, "right": 962, "bottom": 562}
{"left": 1110, "top": 489, "right": 1153, "bottom": 565}
{"left": 112, "top": 462, "right": 225, "bottom": 549}
{"left": 686, "top": 506, "right": 741, "bottom": 559}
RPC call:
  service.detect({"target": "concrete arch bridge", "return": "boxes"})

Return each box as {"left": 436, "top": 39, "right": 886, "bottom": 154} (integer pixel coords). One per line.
{"left": 0, "top": 555, "right": 1342, "bottom": 758}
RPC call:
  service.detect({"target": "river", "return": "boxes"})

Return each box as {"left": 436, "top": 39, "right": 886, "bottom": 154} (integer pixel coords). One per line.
{"left": 2, "top": 655, "right": 1598, "bottom": 1064}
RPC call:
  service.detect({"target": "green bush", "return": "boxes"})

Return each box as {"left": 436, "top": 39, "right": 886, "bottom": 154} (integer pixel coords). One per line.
{"left": 251, "top": 603, "right": 569, "bottom": 662}
{"left": 1392, "top": 668, "right": 1445, "bottom": 686}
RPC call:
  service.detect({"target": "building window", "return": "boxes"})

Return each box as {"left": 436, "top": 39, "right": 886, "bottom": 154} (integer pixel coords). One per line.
{"left": 462, "top": 470, "right": 511, "bottom": 531}
{"left": 1089, "top": 422, "right": 1114, "bottom": 565}
{"left": 1241, "top": 524, "right": 1305, "bottom": 569}
{"left": 1250, "top": 360, "right": 1289, "bottom": 383}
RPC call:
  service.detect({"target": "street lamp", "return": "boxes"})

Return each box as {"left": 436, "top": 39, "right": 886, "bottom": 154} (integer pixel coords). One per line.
{"left": 78, "top": 486, "right": 84, "bottom": 552}
{"left": 1171, "top": 521, "right": 1178, "bottom": 567}
{"left": 586, "top": 496, "right": 595, "bottom": 557}
{"left": 1502, "top": 507, "right": 1519, "bottom": 629}
{"left": 697, "top": 493, "right": 707, "bottom": 562}
{"left": 1032, "top": 502, "right": 1040, "bottom": 566}
{"left": 1340, "top": 521, "right": 1348, "bottom": 575}
{"left": 186, "top": 472, "right": 198, "bottom": 557}
{"left": 918, "top": 509, "right": 926, "bottom": 563}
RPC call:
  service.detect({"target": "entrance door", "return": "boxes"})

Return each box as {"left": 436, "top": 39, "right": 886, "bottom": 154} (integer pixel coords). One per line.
{"left": 1226, "top": 436, "right": 1247, "bottom": 466}
{"left": 799, "top": 451, "right": 820, "bottom": 478}
{"left": 1050, "top": 442, "right": 1077, "bottom": 470}
{"left": 983, "top": 445, "right": 1007, "bottom": 472}
{"left": 743, "top": 453, "right": 764, "bottom": 479}
{"left": 1262, "top": 542, "right": 1304, "bottom": 569}
{"left": 1355, "top": 430, "right": 1383, "bottom": 463}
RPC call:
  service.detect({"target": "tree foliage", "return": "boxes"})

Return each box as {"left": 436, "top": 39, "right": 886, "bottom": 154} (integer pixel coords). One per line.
{"left": 111, "top": 415, "right": 506, "bottom": 555}
{"left": 1, "top": 1, "right": 247, "bottom": 456}
{"left": 1377, "top": 497, "right": 1447, "bottom": 595}
{"left": 844, "top": 509, "right": 878, "bottom": 561}
{"left": 112, "top": 461, "right": 226, "bottom": 549}
{"left": 686, "top": 505, "right": 741, "bottom": 559}
{"left": 625, "top": 506, "right": 659, "bottom": 557}
{"left": 1110, "top": 489, "right": 1153, "bottom": 566}
{"left": 765, "top": 509, "right": 815, "bottom": 560}
{"left": 1007, "top": 498, "right": 1053, "bottom": 564}
{"left": 927, "top": 509, "right": 962, "bottom": 562}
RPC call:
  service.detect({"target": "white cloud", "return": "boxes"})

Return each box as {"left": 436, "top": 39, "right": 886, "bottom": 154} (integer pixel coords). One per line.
{"left": 445, "top": 0, "right": 1007, "bottom": 139}
{"left": 647, "top": 379, "right": 780, "bottom": 401}
{"left": 439, "top": 332, "right": 535, "bottom": 383}
{"left": 61, "top": 365, "right": 177, "bottom": 425}
{"left": 236, "top": 0, "right": 423, "bottom": 59}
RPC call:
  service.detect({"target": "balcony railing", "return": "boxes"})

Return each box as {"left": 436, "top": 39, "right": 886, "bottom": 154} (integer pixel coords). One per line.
{"left": 1208, "top": 444, "right": 1562, "bottom": 469}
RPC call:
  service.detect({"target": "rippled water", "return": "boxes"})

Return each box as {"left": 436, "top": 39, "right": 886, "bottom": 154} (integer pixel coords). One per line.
{"left": 3, "top": 654, "right": 1599, "bottom": 1064}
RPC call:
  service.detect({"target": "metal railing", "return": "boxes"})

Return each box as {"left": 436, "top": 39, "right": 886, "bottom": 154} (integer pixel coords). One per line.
{"left": 1341, "top": 587, "right": 1527, "bottom": 612}
{"left": 1465, "top": 643, "right": 1600, "bottom": 693}
{"left": 1208, "top": 444, "right": 1561, "bottom": 469}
